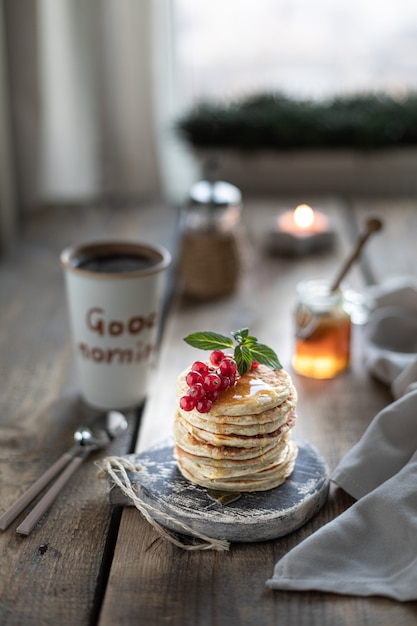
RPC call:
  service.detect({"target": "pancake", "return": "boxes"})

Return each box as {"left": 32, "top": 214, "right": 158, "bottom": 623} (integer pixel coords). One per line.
{"left": 174, "top": 431, "right": 292, "bottom": 477}
{"left": 175, "top": 409, "right": 296, "bottom": 449}
{"left": 173, "top": 417, "right": 282, "bottom": 460}
{"left": 178, "top": 391, "right": 297, "bottom": 437}
{"left": 173, "top": 361, "right": 299, "bottom": 492}
{"left": 176, "top": 440, "right": 298, "bottom": 492}
{"left": 178, "top": 387, "right": 297, "bottom": 432}
{"left": 176, "top": 364, "right": 295, "bottom": 416}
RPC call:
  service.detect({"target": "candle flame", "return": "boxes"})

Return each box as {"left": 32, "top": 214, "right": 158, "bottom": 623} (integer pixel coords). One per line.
{"left": 294, "top": 204, "right": 315, "bottom": 229}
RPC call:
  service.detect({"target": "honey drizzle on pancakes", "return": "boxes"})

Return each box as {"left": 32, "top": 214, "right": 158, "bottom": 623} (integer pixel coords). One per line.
{"left": 220, "top": 372, "right": 280, "bottom": 405}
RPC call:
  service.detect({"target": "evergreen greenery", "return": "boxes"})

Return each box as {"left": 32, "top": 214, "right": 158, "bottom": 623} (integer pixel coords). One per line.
{"left": 176, "top": 93, "right": 417, "bottom": 151}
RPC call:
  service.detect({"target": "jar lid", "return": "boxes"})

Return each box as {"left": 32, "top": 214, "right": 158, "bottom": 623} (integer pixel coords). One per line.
{"left": 296, "top": 279, "right": 345, "bottom": 308}
{"left": 189, "top": 180, "right": 241, "bottom": 207}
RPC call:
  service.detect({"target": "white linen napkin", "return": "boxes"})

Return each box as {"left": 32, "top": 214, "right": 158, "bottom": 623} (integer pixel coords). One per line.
{"left": 267, "top": 278, "right": 417, "bottom": 600}
{"left": 363, "top": 276, "right": 417, "bottom": 398}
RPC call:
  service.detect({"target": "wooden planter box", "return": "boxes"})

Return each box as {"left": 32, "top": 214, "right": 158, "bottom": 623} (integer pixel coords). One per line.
{"left": 197, "top": 148, "right": 417, "bottom": 196}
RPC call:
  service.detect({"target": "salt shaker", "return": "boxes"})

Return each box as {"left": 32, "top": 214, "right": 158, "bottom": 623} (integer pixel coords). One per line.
{"left": 178, "top": 178, "right": 243, "bottom": 299}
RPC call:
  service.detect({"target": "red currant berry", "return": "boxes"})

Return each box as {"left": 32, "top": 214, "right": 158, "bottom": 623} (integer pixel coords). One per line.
{"left": 191, "top": 361, "right": 209, "bottom": 376}
{"left": 188, "top": 383, "right": 205, "bottom": 400}
{"left": 196, "top": 397, "right": 213, "bottom": 413}
{"left": 180, "top": 395, "right": 196, "bottom": 411}
{"left": 203, "top": 372, "right": 221, "bottom": 392}
{"left": 229, "top": 373, "right": 237, "bottom": 386}
{"left": 210, "top": 350, "right": 225, "bottom": 366}
{"left": 219, "top": 375, "right": 231, "bottom": 390}
{"left": 186, "top": 370, "right": 203, "bottom": 386}
{"left": 250, "top": 361, "right": 260, "bottom": 370}
{"left": 205, "top": 390, "right": 219, "bottom": 402}
{"left": 219, "top": 358, "right": 237, "bottom": 376}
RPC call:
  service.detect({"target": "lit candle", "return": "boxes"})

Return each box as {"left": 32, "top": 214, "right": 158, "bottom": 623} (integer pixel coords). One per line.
{"left": 278, "top": 204, "right": 329, "bottom": 235}
{"left": 267, "top": 204, "right": 335, "bottom": 256}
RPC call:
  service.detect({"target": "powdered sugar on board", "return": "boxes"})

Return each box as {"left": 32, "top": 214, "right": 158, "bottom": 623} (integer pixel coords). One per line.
{"left": 108, "top": 439, "right": 329, "bottom": 542}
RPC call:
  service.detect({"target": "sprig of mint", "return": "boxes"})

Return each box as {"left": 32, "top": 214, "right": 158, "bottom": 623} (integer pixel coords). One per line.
{"left": 183, "top": 328, "right": 282, "bottom": 376}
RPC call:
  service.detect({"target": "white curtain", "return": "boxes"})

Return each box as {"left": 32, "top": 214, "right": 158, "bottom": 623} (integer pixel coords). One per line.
{"left": 0, "top": 0, "right": 18, "bottom": 252}
{"left": 0, "top": 0, "right": 194, "bottom": 235}
{"left": 38, "top": 0, "right": 100, "bottom": 202}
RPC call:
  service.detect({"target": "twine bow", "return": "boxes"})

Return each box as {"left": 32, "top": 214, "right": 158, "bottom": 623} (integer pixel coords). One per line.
{"left": 97, "top": 456, "right": 230, "bottom": 552}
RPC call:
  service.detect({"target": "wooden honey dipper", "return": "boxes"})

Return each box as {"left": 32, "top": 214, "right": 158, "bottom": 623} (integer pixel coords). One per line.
{"left": 330, "top": 217, "right": 383, "bottom": 292}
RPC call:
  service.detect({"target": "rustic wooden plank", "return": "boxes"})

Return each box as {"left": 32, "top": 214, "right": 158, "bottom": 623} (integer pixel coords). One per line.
{"left": 100, "top": 493, "right": 417, "bottom": 626}
{"left": 3, "top": 197, "right": 414, "bottom": 625}
{"left": 0, "top": 202, "right": 178, "bottom": 626}
{"left": 99, "top": 197, "right": 417, "bottom": 625}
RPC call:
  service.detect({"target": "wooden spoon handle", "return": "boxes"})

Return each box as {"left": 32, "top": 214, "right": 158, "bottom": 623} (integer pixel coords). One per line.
{"left": 16, "top": 451, "right": 89, "bottom": 536}
{"left": 330, "top": 217, "right": 383, "bottom": 291}
{"left": 0, "top": 450, "right": 76, "bottom": 531}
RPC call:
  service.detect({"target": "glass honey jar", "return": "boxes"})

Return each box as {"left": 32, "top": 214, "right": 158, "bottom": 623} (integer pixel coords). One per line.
{"left": 292, "top": 279, "right": 351, "bottom": 379}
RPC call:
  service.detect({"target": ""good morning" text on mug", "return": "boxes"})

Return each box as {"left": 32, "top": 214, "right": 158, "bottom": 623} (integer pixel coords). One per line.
{"left": 78, "top": 307, "right": 157, "bottom": 364}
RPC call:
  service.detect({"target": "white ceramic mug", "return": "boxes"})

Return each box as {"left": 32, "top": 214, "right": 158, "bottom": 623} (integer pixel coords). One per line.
{"left": 60, "top": 240, "right": 171, "bottom": 410}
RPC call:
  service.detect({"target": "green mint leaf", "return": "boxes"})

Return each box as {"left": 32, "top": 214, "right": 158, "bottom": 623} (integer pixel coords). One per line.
{"left": 231, "top": 328, "right": 250, "bottom": 344}
{"left": 234, "top": 344, "right": 253, "bottom": 376}
{"left": 184, "top": 331, "right": 234, "bottom": 351}
{"left": 184, "top": 327, "right": 283, "bottom": 375}
{"left": 249, "top": 343, "right": 282, "bottom": 370}
{"left": 241, "top": 335, "right": 258, "bottom": 347}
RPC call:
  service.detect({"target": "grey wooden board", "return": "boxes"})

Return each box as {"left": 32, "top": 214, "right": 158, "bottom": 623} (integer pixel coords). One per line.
{"left": 109, "top": 438, "right": 329, "bottom": 543}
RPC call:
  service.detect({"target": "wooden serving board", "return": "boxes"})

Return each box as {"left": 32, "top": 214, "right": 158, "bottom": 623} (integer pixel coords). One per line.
{"left": 109, "top": 438, "right": 329, "bottom": 543}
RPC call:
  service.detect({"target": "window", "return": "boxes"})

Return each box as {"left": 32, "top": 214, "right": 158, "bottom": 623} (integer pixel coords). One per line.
{"left": 175, "top": 0, "right": 417, "bottom": 103}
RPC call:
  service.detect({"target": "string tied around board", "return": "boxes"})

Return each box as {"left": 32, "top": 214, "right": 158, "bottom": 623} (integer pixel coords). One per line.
{"left": 96, "top": 456, "right": 230, "bottom": 552}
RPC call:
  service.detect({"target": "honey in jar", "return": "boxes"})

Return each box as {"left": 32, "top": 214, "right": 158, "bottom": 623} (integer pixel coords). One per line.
{"left": 292, "top": 280, "right": 351, "bottom": 379}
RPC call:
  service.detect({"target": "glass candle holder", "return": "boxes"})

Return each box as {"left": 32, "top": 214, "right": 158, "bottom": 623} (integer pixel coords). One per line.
{"left": 292, "top": 279, "right": 351, "bottom": 379}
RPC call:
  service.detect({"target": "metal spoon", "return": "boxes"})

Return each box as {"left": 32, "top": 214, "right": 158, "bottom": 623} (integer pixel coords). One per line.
{"left": 0, "top": 411, "right": 127, "bottom": 534}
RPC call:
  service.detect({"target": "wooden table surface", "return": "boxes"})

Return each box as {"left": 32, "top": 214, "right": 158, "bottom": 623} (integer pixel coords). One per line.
{"left": 0, "top": 196, "right": 416, "bottom": 625}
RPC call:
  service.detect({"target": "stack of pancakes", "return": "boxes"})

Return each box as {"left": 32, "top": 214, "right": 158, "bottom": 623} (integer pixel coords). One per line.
{"left": 174, "top": 364, "right": 298, "bottom": 492}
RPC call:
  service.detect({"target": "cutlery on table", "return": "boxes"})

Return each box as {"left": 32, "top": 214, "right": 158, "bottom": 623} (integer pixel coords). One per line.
{"left": 0, "top": 410, "right": 127, "bottom": 535}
